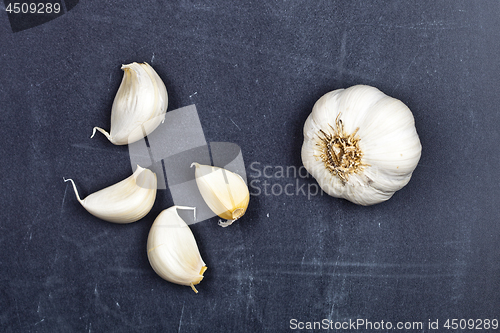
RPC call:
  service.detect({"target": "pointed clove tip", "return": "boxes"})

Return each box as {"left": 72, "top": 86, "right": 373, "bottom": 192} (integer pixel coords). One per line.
{"left": 91, "top": 127, "right": 113, "bottom": 143}
{"left": 63, "top": 177, "right": 83, "bottom": 203}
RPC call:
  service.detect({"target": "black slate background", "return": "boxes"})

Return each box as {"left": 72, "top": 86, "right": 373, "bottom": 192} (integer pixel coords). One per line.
{"left": 1, "top": 1, "right": 499, "bottom": 332}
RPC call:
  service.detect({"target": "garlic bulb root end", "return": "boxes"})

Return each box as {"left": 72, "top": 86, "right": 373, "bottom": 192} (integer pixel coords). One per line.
{"left": 315, "top": 113, "right": 366, "bottom": 183}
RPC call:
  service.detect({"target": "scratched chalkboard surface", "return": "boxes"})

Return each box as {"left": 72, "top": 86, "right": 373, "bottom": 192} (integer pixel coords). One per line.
{"left": 1, "top": 1, "right": 499, "bottom": 332}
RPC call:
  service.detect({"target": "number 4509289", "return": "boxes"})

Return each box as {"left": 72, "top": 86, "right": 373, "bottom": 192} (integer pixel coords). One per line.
{"left": 5, "top": 2, "right": 61, "bottom": 14}
{"left": 443, "top": 318, "right": 498, "bottom": 330}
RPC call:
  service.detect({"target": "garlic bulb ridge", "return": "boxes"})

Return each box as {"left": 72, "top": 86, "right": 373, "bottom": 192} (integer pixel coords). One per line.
{"left": 301, "top": 85, "right": 422, "bottom": 206}
{"left": 64, "top": 166, "right": 157, "bottom": 223}
{"left": 92, "top": 62, "right": 168, "bottom": 145}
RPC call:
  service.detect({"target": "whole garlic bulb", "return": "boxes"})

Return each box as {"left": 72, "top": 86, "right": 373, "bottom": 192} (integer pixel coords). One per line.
{"left": 301, "top": 85, "right": 422, "bottom": 206}
{"left": 147, "top": 206, "right": 207, "bottom": 293}
{"left": 64, "top": 166, "right": 157, "bottom": 223}
{"left": 92, "top": 62, "right": 168, "bottom": 145}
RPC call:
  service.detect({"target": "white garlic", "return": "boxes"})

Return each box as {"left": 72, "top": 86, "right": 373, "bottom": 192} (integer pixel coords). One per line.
{"left": 191, "top": 163, "right": 249, "bottom": 227}
{"left": 147, "top": 206, "right": 207, "bottom": 293}
{"left": 301, "top": 85, "right": 422, "bottom": 206}
{"left": 92, "top": 62, "right": 168, "bottom": 145}
{"left": 64, "top": 166, "right": 157, "bottom": 223}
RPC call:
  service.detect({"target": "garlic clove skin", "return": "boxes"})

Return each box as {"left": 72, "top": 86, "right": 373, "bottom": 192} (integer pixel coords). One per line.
{"left": 64, "top": 166, "right": 157, "bottom": 223}
{"left": 147, "top": 206, "right": 207, "bottom": 293}
{"left": 191, "top": 163, "right": 250, "bottom": 227}
{"left": 92, "top": 62, "right": 168, "bottom": 145}
{"left": 301, "top": 85, "right": 421, "bottom": 206}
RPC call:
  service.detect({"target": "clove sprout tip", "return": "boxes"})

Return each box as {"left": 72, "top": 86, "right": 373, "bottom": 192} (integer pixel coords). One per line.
{"left": 63, "top": 177, "right": 83, "bottom": 203}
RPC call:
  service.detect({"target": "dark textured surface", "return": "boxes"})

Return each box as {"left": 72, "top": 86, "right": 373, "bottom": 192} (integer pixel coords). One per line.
{"left": 1, "top": 1, "right": 499, "bottom": 332}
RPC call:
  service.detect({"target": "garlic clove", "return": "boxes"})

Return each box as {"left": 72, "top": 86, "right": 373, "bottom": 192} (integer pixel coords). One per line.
{"left": 64, "top": 166, "right": 157, "bottom": 223}
{"left": 191, "top": 163, "right": 249, "bottom": 227}
{"left": 92, "top": 62, "right": 168, "bottom": 145}
{"left": 147, "top": 206, "right": 207, "bottom": 293}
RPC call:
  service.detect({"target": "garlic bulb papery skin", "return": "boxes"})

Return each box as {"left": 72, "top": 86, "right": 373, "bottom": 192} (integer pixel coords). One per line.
{"left": 191, "top": 163, "right": 250, "bottom": 227}
{"left": 92, "top": 62, "right": 168, "bottom": 145}
{"left": 147, "top": 206, "right": 207, "bottom": 293}
{"left": 64, "top": 166, "right": 157, "bottom": 223}
{"left": 301, "top": 85, "right": 422, "bottom": 206}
